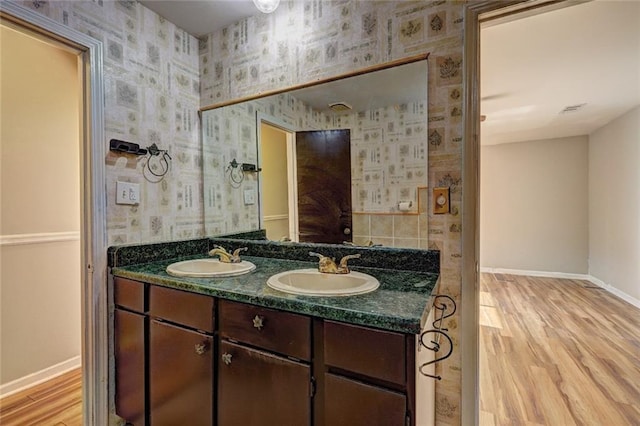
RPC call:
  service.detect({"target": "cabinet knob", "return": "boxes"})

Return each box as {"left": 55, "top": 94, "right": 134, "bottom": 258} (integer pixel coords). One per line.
{"left": 222, "top": 352, "right": 233, "bottom": 365}
{"left": 194, "top": 342, "right": 208, "bottom": 355}
{"left": 252, "top": 315, "right": 264, "bottom": 331}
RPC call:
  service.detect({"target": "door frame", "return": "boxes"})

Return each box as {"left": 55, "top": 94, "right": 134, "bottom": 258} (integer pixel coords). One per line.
{"left": 462, "top": 1, "right": 577, "bottom": 424}
{"left": 0, "top": 3, "right": 107, "bottom": 424}
{"left": 256, "top": 112, "right": 299, "bottom": 241}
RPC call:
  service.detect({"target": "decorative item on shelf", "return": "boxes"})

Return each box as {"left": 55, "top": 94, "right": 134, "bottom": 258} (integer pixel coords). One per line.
{"left": 226, "top": 158, "right": 261, "bottom": 188}
{"left": 418, "top": 294, "right": 456, "bottom": 380}
{"left": 109, "top": 139, "right": 171, "bottom": 183}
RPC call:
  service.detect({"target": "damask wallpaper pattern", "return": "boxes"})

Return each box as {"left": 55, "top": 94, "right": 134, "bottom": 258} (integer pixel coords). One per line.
{"left": 21, "top": 0, "right": 466, "bottom": 424}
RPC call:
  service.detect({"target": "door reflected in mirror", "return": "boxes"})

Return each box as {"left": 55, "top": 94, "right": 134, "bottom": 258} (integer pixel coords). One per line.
{"left": 202, "top": 56, "right": 429, "bottom": 248}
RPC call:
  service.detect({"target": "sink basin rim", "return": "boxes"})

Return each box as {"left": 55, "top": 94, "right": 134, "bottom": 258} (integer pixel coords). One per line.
{"left": 166, "top": 258, "right": 256, "bottom": 278}
{"left": 267, "top": 268, "right": 380, "bottom": 297}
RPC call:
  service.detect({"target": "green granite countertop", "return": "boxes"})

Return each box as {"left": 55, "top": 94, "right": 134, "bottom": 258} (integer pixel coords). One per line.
{"left": 111, "top": 255, "right": 439, "bottom": 334}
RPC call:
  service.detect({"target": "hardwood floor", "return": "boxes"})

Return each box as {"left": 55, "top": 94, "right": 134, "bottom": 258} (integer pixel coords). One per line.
{"left": 0, "top": 368, "right": 82, "bottom": 426}
{"left": 2, "top": 276, "right": 637, "bottom": 426}
{"left": 479, "top": 273, "right": 640, "bottom": 426}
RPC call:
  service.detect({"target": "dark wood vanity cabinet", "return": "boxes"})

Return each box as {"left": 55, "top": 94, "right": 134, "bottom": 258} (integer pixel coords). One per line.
{"left": 148, "top": 284, "right": 215, "bottom": 426}
{"left": 113, "top": 277, "right": 424, "bottom": 426}
{"left": 113, "top": 277, "right": 215, "bottom": 426}
{"left": 114, "top": 278, "right": 147, "bottom": 426}
{"left": 218, "top": 340, "right": 311, "bottom": 425}
{"left": 320, "top": 321, "right": 413, "bottom": 426}
{"left": 218, "top": 300, "right": 312, "bottom": 426}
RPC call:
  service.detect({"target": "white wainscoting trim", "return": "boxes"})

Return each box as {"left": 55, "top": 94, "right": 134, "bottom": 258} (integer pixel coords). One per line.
{"left": 480, "top": 267, "right": 640, "bottom": 309}
{"left": 263, "top": 214, "right": 288, "bottom": 222}
{"left": 0, "top": 231, "right": 80, "bottom": 246}
{"left": 0, "top": 355, "right": 81, "bottom": 398}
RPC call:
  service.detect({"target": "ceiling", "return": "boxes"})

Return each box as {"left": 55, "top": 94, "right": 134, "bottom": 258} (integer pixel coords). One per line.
{"left": 139, "top": 0, "right": 259, "bottom": 37}
{"left": 481, "top": 0, "right": 640, "bottom": 145}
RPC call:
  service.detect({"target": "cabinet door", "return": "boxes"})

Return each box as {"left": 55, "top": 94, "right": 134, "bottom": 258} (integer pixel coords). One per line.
{"left": 218, "top": 340, "right": 311, "bottom": 426}
{"left": 114, "top": 309, "right": 146, "bottom": 426}
{"left": 324, "top": 373, "right": 406, "bottom": 426}
{"left": 149, "top": 320, "right": 213, "bottom": 426}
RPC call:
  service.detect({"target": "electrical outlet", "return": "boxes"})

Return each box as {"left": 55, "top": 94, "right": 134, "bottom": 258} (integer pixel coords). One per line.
{"left": 116, "top": 181, "right": 140, "bottom": 205}
{"left": 243, "top": 189, "right": 256, "bottom": 205}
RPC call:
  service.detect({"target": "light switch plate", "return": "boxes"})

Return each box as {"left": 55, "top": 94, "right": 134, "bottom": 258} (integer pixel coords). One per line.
{"left": 243, "top": 189, "right": 256, "bottom": 205}
{"left": 116, "top": 181, "right": 140, "bottom": 205}
{"left": 433, "top": 187, "right": 450, "bottom": 214}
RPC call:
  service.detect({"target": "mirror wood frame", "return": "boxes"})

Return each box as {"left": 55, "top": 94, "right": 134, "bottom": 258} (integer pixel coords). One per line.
{"left": 200, "top": 52, "right": 429, "bottom": 112}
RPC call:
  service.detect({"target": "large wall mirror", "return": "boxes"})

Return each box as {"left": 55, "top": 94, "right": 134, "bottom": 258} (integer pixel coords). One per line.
{"left": 202, "top": 55, "right": 429, "bottom": 248}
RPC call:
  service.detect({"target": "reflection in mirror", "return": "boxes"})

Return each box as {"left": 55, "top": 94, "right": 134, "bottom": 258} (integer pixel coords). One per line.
{"left": 202, "top": 57, "right": 429, "bottom": 248}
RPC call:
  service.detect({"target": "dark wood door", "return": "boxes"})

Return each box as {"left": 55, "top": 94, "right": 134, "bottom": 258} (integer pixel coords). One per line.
{"left": 114, "top": 309, "right": 146, "bottom": 426}
{"left": 324, "top": 373, "right": 406, "bottom": 426}
{"left": 149, "top": 320, "right": 213, "bottom": 426}
{"left": 218, "top": 340, "right": 311, "bottom": 426}
{"left": 296, "top": 130, "right": 352, "bottom": 243}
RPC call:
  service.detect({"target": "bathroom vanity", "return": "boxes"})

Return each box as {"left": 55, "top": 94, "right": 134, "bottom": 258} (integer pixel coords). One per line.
{"left": 109, "top": 237, "right": 444, "bottom": 426}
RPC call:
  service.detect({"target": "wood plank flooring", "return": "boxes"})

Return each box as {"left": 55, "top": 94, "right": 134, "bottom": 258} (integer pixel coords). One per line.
{"left": 0, "top": 368, "right": 82, "bottom": 426}
{"left": 479, "top": 273, "right": 640, "bottom": 426}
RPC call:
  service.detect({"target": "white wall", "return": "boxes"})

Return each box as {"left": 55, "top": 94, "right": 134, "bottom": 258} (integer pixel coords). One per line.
{"left": 0, "top": 25, "right": 81, "bottom": 389}
{"left": 480, "top": 136, "right": 589, "bottom": 274}
{"left": 589, "top": 106, "right": 640, "bottom": 301}
{"left": 260, "top": 124, "right": 290, "bottom": 241}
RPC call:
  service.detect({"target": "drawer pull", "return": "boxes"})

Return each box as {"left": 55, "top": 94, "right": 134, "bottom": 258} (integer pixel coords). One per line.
{"left": 222, "top": 352, "right": 233, "bottom": 365}
{"left": 195, "top": 343, "right": 208, "bottom": 355}
{"left": 252, "top": 315, "right": 264, "bottom": 331}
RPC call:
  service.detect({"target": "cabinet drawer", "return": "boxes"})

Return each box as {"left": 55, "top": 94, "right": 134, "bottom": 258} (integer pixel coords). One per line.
{"left": 149, "top": 285, "right": 214, "bottom": 333}
{"left": 219, "top": 300, "right": 311, "bottom": 361}
{"left": 324, "top": 321, "right": 406, "bottom": 386}
{"left": 114, "top": 277, "right": 146, "bottom": 313}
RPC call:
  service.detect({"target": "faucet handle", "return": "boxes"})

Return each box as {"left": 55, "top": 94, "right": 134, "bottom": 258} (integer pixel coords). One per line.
{"left": 338, "top": 254, "right": 361, "bottom": 273}
{"left": 309, "top": 252, "right": 338, "bottom": 273}
{"left": 230, "top": 247, "right": 248, "bottom": 262}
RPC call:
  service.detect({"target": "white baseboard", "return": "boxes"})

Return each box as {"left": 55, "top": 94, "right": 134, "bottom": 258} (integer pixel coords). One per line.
{"left": 587, "top": 275, "right": 640, "bottom": 309}
{"left": 480, "top": 267, "right": 640, "bottom": 309}
{"left": 0, "top": 355, "right": 81, "bottom": 398}
{"left": 479, "top": 267, "right": 590, "bottom": 281}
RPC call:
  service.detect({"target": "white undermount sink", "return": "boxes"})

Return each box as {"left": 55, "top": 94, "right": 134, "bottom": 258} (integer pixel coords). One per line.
{"left": 166, "top": 259, "right": 256, "bottom": 278}
{"left": 267, "top": 269, "right": 380, "bottom": 297}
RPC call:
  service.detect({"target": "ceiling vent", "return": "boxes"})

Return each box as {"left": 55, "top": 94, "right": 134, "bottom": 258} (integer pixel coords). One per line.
{"left": 559, "top": 103, "right": 587, "bottom": 114}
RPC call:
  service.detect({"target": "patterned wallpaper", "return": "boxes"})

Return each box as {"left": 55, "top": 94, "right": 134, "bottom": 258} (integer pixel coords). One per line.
{"left": 200, "top": 2, "right": 465, "bottom": 424}
{"left": 20, "top": 0, "right": 466, "bottom": 424}
{"left": 20, "top": 0, "right": 204, "bottom": 246}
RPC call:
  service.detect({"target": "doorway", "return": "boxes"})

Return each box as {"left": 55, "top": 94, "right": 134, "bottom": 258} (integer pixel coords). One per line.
{"left": 258, "top": 119, "right": 353, "bottom": 244}
{"left": 0, "top": 21, "right": 82, "bottom": 394}
{"left": 0, "top": 3, "right": 107, "bottom": 424}
{"left": 464, "top": 1, "right": 640, "bottom": 424}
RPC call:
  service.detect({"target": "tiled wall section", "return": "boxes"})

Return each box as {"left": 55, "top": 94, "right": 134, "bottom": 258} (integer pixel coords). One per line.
{"left": 22, "top": 0, "right": 204, "bottom": 245}
{"left": 200, "top": 2, "right": 465, "bottom": 424}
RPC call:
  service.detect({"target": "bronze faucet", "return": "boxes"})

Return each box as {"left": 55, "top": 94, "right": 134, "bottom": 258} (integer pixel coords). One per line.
{"left": 209, "top": 245, "right": 247, "bottom": 263}
{"left": 309, "top": 252, "right": 361, "bottom": 274}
